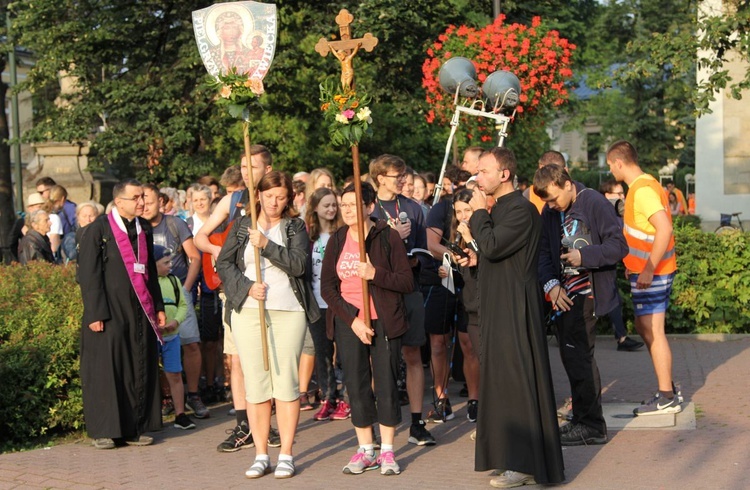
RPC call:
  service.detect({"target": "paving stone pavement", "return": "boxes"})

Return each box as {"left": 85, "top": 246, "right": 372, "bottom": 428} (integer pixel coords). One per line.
{"left": 2, "top": 335, "right": 749, "bottom": 489}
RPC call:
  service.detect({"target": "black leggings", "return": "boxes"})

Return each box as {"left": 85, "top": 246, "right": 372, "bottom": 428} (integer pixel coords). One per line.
{"left": 334, "top": 316, "right": 402, "bottom": 428}
{"left": 308, "top": 309, "right": 337, "bottom": 401}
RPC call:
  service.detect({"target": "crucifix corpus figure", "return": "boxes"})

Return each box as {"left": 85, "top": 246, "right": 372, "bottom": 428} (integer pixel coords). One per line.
{"left": 314, "top": 8, "right": 378, "bottom": 92}
{"left": 330, "top": 43, "right": 361, "bottom": 91}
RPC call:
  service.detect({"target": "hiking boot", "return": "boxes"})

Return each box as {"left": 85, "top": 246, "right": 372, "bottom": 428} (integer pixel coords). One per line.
{"left": 427, "top": 397, "right": 454, "bottom": 423}
{"left": 173, "top": 412, "right": 196, "bottom": 430}
{"left": 467, "top": 399, "right": 478, "bottom": 423}
{"left": 330, "top": 400, "right": 352, "bottom": 420}
{"left": 560, "top": 422, "right": 607, "bottom": 446}
{"left": 161, "top": 397, "right": 174, "bottom": 416}
{"left": 617, "top": 336, "right": 645, "bottom": 351}
{"left": 342, "top": 449, "right": 379, "bottom": 475}
{"left": 268, "top": 427, "right": 281, "bottom": 447}
{"left": 407, "top": 419, "right": 436, "bottom": 446}
{"left": 93, "top": 438, "right": 115, "bottom": 449}
{"left": 490, "top": 470, "right": 536, "bottom": 488}
{"left": 377, "top": 450, "right": 401, "bottom": 475}
{"left": 217, "top": 423, "right": 253, "bottom": 452}
{"left": 314, "top": 399, "right": 336, "bottom": 421}
{"left": 186, "top": 395, "right": 210, "bottom": 419}
{"left": 634, "top": 393, "right": 682, "bottom": 416}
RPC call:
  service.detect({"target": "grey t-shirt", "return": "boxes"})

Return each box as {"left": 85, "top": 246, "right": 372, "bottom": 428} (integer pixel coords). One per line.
{"left": 151, "top": 215, "right": 193, "bottom": 283}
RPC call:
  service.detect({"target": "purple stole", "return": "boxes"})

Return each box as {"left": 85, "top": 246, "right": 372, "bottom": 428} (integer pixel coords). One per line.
{"left": 108, "top": 212, "right": 163, "bottom": 344}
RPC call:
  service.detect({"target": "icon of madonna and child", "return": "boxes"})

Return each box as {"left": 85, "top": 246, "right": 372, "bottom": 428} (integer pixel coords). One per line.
{"left": 192, "top": 2, "right": 277, "bottom": 80}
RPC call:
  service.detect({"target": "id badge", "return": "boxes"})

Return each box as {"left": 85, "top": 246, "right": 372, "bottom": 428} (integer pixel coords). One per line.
{"left": 134, "top": 263, "right": 146, "bottom": 274}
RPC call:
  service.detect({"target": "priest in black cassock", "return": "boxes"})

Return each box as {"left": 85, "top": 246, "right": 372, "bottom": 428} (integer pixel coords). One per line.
{"left": 77, "top": 179, "right": 166, "bottom": 450}
{"left": 468, "top": 148, "right": 564, "bottom": 489}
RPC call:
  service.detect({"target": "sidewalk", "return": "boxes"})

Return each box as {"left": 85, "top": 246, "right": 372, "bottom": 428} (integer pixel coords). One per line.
{"left": 2, "top": 335, "right": 749, "bottom": 489}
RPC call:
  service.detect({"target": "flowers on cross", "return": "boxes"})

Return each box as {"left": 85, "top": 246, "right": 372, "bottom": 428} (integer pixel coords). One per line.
{"left": 319, "top": 80, "right": 373, "bottom": 147}
{"left": 208, "top": 67, "right": 265, "bottom": 119}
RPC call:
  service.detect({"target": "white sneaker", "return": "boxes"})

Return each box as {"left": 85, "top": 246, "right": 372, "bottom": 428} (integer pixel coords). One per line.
{"left": 490, "top": 470, "right": 536, "bottom": 488}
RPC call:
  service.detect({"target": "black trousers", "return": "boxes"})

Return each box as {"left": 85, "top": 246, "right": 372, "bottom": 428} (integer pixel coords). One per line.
{"left": 334, "top": 316, "right": 402, "bottom": 428}
{"left": 308, "top": 309, "right": 337, "bottom": 401}
{"left": 556, "top": 295, "right": 606, "bottom": 434}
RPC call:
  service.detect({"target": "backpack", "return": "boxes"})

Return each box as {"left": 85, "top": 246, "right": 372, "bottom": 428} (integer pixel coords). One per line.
{"left": 163, "top": 215, "right": 186, "bottom": 261}
{"left": 166, "top": 274, "right": 181, "bottom": 305}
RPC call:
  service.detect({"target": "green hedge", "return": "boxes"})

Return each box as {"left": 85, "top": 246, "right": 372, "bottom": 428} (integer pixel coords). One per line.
{"left": 617, "top": 224, "right": 750, "bottom": 333}
{"left": 0, "top": 263, "right": 83, "bottom": 450}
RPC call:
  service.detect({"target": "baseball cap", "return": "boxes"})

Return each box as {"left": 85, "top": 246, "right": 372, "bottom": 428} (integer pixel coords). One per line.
{"left": 153, "top": 245, "right": 173, "bottom": 261}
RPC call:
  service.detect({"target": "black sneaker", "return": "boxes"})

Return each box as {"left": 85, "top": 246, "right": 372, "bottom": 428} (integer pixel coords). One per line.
{"left": 427, "top": 398, "right": 455, "bottom": 423}
{"left": 560, "top": 422, "right": 607, "bottom": 446}
{"left": 217, "top": 423, "right": 254, "bottom": 452}
{"left": 174, "top": 413, "right": 196, "bottom": 430}
{"left": 634, "top": 393, "right": 682, "bottom": 416}
{"left": 641, "top": 382, "right": 684, "bottom": 405}
{"left": 407, "top": 419, "right": 436, "bottom": 446}
{"left": 459, "top": 383, "right": 469, "bottom": 398}
{"left": 467, "top": 399, "right": 478, "bottom": 423}
{"left": 268, "top": 427, "right": 281, "bottom": 448}
{"left": 617, "top": 336, "right": 645, "bottom": 351}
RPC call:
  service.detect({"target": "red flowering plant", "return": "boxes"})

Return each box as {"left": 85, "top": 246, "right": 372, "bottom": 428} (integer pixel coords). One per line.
{"left": 422, "top": 15, "right": 575, "bottom": 143}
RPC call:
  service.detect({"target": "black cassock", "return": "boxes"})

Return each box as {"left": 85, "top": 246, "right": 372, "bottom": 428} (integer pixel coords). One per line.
{"left": 77, "top": 215, "right": 163, "bottom": 440}
{"left": 469, "top": 190, "right": 564, "bottom": 484}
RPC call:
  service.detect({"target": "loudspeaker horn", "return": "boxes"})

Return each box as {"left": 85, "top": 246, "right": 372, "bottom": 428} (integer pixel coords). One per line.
{"left": 482, "top": 70, "right": 521, "bottom": 111}
{"left": 438, "top": 57, "right": 479, "bottom": 98}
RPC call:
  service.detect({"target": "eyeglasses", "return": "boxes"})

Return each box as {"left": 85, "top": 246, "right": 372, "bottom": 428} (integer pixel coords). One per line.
{"left": 118, "top": 194, "right": 145, "bottom": 202}
{"left": 383, "top": 173, "right": 407, "bottom": 181}
{"left": 339, "top": 203, "right": 362, "bottom": 210}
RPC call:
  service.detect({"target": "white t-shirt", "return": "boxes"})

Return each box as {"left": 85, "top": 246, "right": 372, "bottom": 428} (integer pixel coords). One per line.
{"left": 242, "top": 222, "right": 303, "bottom": 312}
{"left": 311, "top": 232, "right": 330, "bottom": 308}
{"left": 191, "top": 214, "right": 205, "bottom": 237}
{"left": 48, "top": 213, "right": 63, "bottom": 236}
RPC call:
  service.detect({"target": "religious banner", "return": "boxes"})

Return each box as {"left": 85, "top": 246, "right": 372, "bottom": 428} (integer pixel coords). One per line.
{"left": 192, "top": 1, "right": 277, "bottom": 80}
{"left": 192, "top": 1, "right": 278, "bottom": 370}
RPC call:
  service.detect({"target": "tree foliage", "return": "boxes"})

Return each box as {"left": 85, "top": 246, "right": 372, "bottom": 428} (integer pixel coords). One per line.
{"left": 622, "top": 0, "right": 750, "bottom": 116}
{"left": 564, "top": 0, "right": 696, "bottom": 170}
{"left": 10, "top": 0, "right": 599, "bottom": 186}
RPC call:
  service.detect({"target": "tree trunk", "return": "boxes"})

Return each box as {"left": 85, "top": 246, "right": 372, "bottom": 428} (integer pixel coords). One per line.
{"left": 0, "top": 54, "right": 17, "bottom": 264}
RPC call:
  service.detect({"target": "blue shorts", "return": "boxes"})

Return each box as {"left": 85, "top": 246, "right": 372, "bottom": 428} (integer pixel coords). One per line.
{"left": 629, "top": 272, "right": 675, "bottom": 316}
{"left": 159, "top": 334, "right": 182, "bottom": 374}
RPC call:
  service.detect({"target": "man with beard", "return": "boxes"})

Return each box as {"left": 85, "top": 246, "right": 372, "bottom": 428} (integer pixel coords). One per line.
{"left": 468, "top": 148, "right": 564, "bottom": 488}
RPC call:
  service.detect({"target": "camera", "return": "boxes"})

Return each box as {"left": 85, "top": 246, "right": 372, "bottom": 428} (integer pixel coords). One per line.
{"left": 561, "top": 234, "right": 590, "bottom": 275}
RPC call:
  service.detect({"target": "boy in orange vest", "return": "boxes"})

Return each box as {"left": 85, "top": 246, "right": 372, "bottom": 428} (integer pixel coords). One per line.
{"left": 606, "top": 141, "right": 682, "bottom": 416}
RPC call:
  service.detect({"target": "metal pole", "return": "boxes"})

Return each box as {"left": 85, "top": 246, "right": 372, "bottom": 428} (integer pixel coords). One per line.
{"left": 7, "top": 12, "right": 23, "bottom": 213}
{"left": 493, "top": 0, "right": 501, "bottom": 19}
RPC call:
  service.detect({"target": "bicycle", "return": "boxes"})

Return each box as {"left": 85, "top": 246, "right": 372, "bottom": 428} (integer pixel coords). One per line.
{"left": 715, "top": 212, "right": 745, "bottom": 234}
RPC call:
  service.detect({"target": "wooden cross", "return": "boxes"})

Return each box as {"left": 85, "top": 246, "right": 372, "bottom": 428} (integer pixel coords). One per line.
{"left": 315, "top": 9, "right": 378, "bottom": 91}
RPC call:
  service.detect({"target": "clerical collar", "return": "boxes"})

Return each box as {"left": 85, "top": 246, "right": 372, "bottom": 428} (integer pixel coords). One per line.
{"left": 111, "top": 207, "right": 142, "bottom": 235}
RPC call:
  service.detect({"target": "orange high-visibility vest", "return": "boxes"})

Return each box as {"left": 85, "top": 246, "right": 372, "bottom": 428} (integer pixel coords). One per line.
{"left": 529, "top": 186, "right": 546, "bottom": 214}
{"left": 623, "top": 175, "right": 677, "bottom": 274}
